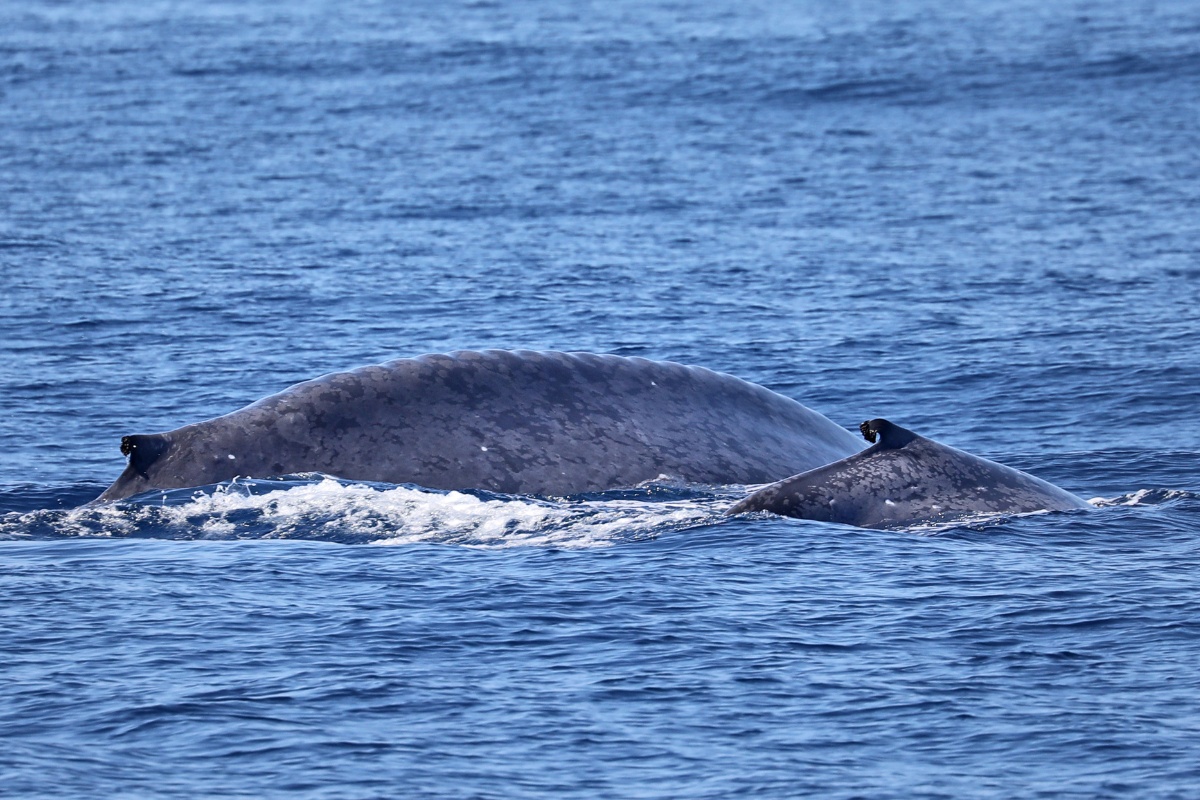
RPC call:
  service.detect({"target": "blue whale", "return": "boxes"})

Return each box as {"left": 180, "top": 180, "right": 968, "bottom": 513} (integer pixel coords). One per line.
{"left": 96, "top": 351, "right": 1088, "bottom": 528}
{"left": 728, "top": 418, "right": 1089, "bottom": 528}
{"left": 97, "top": 350, "right": 862, "bottom": 503}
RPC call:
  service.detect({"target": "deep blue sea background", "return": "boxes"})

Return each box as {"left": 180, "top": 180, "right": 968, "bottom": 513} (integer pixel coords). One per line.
{"left": 3, "top": 0, "right": 1200, "bottom": 796}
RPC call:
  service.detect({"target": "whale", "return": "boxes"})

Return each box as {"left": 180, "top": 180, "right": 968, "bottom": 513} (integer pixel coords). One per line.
{"left": 728, "top": 418, "right": 1090, "bottom": 528}
{"left": 95, "top": 350, "right": 1088, "bottom": 529}
{"left": 95, "top": 350, "right": 864, "bottom": 503}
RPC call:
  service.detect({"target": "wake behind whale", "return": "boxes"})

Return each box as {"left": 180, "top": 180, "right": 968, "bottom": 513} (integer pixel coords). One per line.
{"left": 96, "top": 350, "right": 1088, "bottom": 530}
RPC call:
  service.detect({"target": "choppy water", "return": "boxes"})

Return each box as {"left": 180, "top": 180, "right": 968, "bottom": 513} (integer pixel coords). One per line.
{"left": 2, "top": 0, "right": 1199, "bottom": 796}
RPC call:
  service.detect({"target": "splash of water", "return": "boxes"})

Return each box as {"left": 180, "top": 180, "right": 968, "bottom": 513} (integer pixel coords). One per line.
{"left": 0, "top": 477, "right": 733, "bottom": 547}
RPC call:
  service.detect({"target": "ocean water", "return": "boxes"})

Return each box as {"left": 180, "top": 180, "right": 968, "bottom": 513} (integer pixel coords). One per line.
{"left": 2, "top": 0, "right": 1199, "bottom": 796}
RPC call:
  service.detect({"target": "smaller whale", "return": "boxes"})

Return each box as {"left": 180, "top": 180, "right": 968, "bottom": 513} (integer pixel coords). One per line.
{"left": 728, "top": 418, "right": 1089, "bottom": 529}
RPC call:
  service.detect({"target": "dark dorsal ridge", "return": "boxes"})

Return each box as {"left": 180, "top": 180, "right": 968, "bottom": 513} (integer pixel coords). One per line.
{"left": 859, "top": 419, "right": 919, "bottom": 448}
{"left": 120, "top": 434, "right": 170, "bottom": 479}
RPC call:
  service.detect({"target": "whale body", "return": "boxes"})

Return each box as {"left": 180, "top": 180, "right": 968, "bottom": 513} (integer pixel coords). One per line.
{"left": 728, "top": 418, "right": 1089, "bottom": 529}
{"left": 96, "top": 351, "right": 1089, "bottom": 529}
{"left": 96, "top": 350, "right": 864, "bottom": 503}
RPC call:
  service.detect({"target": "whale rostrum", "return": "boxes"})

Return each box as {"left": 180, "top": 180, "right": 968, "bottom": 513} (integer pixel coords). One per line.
{"left": 95, "top": 351, "right": 1089, "bottom": 529}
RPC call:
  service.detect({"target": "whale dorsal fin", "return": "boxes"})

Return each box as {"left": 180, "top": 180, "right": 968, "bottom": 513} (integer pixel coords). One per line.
{"left": 120, "top": 434, "right": 170, "bottom": 478}
{"left": 859, "top": 418, "right": 919, "bottom": 448}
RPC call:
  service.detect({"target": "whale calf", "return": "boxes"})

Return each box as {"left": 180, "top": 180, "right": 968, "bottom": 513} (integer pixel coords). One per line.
{"left": 96, "top": 350, "right": 864, "bottom": 503}
{"left": 728, "top": 418, "right": 1089, "bottom": 529}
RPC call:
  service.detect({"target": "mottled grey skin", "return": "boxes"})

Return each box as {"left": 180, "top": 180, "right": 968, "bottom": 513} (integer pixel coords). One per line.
{"left": 96, "top": 350, "right": 865, "bottom": 503}
{"left": 728, "top": 418, "right": 1090, "bottom": 529}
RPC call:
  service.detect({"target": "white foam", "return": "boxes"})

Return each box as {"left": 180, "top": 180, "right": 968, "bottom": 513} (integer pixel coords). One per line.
{"left": 1088, "top": 488, "right": 1194, "bottom": 507}
{"left": 30, "top": 478, "right": 728, "bottom": 548}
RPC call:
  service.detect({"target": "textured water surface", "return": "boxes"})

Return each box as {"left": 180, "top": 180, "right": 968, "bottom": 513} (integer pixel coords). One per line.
{"left": 2, "top": 0, "right": 1199, "bottom": 797}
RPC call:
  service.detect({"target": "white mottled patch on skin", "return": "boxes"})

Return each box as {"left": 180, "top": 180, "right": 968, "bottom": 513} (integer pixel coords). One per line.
{"left": 228, "top": 454, "right": 236, "bottom": 460}
{"left": 885, "top": 499, "right": 895, "bottom": 506}
{"left": 480, "top": 446, "right": 488, "bottom": 452}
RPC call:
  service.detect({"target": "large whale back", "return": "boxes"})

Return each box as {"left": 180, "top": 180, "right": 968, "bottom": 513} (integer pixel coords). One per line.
{"left": 97, "top": 350, "right": 864, "bottom": 502}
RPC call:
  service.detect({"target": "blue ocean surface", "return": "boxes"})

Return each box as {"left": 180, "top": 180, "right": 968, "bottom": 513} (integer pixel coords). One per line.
{"left": 2, "top": 0, "right": 1200, "bottom": 796}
